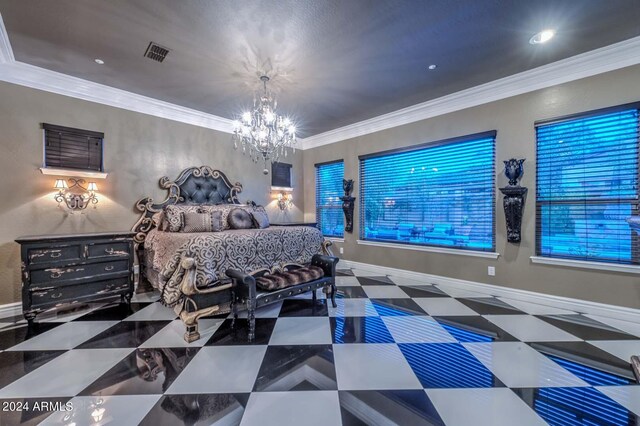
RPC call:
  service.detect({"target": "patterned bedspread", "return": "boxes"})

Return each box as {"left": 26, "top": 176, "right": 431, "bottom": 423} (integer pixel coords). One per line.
{"left": 144, "top": 226, "right": 325, "bottom": 306}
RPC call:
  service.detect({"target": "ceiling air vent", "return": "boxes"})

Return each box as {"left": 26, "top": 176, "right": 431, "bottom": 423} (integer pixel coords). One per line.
{"left": 144, "top": 42, "right": 170, "bottom": 63}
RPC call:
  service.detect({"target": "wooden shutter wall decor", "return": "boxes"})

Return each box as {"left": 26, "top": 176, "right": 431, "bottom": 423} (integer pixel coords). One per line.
{"left": 271, "top": 162, "right": 293, "bottom": 188}
{"left": 43, "top": 123, "right": 104, "bottom": 172}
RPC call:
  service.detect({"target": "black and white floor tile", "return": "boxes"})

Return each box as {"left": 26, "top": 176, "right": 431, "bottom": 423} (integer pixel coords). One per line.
{"left": 0, "top": 268, "right": 638, "bottom": 425}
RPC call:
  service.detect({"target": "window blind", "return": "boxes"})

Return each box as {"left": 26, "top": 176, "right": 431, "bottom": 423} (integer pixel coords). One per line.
{"left": 43, "top": 123, "right": 104, "bottom": 172}
{"left": 316, "top": 161, "right": 344, "bottom": 237}
{"left": 536, "top": 105, "right": 640, "bottom": 264}
{"left": 359, "top": 132, "right": 496, "bottom": 252}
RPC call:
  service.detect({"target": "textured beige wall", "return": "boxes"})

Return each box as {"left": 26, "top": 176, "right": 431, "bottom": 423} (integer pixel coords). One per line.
{"left": 303, "top": 64, "right": 640, "bottom": 309}
{"left": 0, "top": 82, "right": 304, "bottom": 305}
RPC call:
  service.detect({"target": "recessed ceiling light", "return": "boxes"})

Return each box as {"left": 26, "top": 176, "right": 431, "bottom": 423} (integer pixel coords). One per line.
{"left": 529, "top": 29, "right": 555, "bottom": 45}
{"left": 94, "top": 58, "right": 105, "bottom": 65}
{"left": 428, "top": 64, "right": 437, "bottom": 70}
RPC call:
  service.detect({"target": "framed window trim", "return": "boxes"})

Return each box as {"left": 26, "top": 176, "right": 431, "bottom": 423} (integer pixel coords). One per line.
{"left": 315, "top": 159, "right": 345, "bottom": 238}
{"left": 41, "top": 123, "right": 108, "bottom": 178}
{"left": 535, "top": 102, "right": 640, "bottom": 266}
{"left": 359, "top": 131, "right": 497, "bottom": 253}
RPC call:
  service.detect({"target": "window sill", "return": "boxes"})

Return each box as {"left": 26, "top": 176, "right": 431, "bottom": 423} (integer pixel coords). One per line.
{"left": 530, "top": 256, "right": 640, "bottom": 274}
{"left": 40, "top": 167, "right": 108, "bottom": 179}
{"left": 326, "top": 237, "right": 344, "bottom": 243}
{"left": 356, "top": 239, "right": 500, "bottom": 259}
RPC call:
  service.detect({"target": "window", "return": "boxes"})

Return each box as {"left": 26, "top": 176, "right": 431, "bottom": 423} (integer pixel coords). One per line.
{"left": 43, "top": 123, "right": 104, "bottom": 172}
{"left": 536, "top": 104, "right": 640, "bottom": 264}
{"left": 360, "top": 132, "right": 496, "bottom": 252}
{"left": 316, "top": 161, "right": 344, "bottom": 237}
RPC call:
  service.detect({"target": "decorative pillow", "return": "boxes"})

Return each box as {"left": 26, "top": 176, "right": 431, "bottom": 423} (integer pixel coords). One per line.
{"left": 164, "top": 205, "right": 201, "bottom": 232}
{"left": 182, "top": 211, "right": 224, "bottom": 233}
{"left": 255, "top": 266, "right": 325, "bottom": 291}
{"left": 228, "top": 207, "right": 254, "bottom": 229}
{"left": 197, "top": 204, "right": 238, "bottom": 231}
{"left": 251, "top": 210, "right": 270, "bottom": 229}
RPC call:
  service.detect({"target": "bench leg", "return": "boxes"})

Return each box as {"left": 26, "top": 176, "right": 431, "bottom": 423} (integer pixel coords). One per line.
{"left": 330, "top": 282, "right": 337, "bottom": 308}
{"left": 184, "top": 324, "right": 200, "bottom": 343}
{"left": 312, "top": 289, "right": 317, "bottom": 303}
{"left": 231, "top": 297, "right": 238, "bottom": 330}
{"left": 247, "top": 300, "right": 256, "bottom": 342}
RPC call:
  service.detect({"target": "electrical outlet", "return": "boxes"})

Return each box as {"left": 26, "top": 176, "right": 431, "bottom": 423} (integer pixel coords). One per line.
{"left": 339, "top": 247, "right": 344, "bottom": 254}
{"left": 487, "top": 266, "right": 495, "bottom": 276}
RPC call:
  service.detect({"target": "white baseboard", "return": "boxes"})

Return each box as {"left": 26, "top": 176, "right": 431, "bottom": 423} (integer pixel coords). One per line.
{"left": 0, "top": 302, "right": 22, "bottom": 319}
{"left": 341, "top": 260, "right": 640, "bottom": 324}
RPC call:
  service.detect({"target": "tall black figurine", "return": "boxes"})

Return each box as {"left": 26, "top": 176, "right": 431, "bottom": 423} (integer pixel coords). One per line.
{"left": 340, "top": 179, "right": 355, "bottom": 233}
{"left": 500, "top": 159, "right": 527, "bottom": 243}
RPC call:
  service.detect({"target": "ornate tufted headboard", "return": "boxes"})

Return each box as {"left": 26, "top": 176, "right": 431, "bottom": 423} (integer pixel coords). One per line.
{"left": 131, "top": 166, "right": 243, "bottom": 245}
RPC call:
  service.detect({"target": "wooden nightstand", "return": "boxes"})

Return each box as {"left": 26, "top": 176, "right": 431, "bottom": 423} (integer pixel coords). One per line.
{"left": 15, "top": 232, "right": 135, "bottom": 323}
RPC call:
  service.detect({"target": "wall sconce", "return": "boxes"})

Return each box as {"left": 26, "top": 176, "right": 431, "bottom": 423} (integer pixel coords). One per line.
{"left": 277, "top": 192, "right": 293, "bottom": 210}
{"left": 54, "top": 178, "right": 99, "bottom": 211}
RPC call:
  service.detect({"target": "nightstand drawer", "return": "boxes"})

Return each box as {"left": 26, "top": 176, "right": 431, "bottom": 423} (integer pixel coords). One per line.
{"left": 30, "top": 259, "right": 130, "bottom": 285}
{"left": 30, "top": 277, "right": 130, "bottom": 307}
{"left": 87, "top": 241, "right": 130, "bottom": 259}
{"left": 27, "top": 245, "right": 82, "bottom": 265}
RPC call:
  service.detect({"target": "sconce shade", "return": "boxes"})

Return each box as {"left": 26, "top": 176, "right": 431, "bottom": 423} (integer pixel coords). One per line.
{"left": 276, "top": 191, "right": 293, "bottom": 210}
{"left": 54, "top": 179, "right": 68, "bottom": 190}
{"left": 53, "top": 178, "right": 99, "bottom": 211}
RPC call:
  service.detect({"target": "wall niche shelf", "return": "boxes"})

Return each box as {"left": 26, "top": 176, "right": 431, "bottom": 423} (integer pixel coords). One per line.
{"left": 40, "top": 167, "right": 108, "bottom": 179}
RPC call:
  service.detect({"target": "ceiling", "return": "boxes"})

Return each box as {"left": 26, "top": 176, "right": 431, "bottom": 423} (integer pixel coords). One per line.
{"left": 1, "top": 0, "right": 639, "bottom": 137}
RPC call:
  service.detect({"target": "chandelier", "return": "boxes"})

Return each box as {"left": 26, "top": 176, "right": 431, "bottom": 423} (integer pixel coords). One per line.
{"left": 232, "top": 75, "right": 297, "bottom": 174}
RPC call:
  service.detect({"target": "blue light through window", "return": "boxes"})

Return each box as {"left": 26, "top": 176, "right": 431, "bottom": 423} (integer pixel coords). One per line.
{"left": 359, "top": 132, "right": 496, "bottom": 252}
{"left": 316, "top": 161, "right": 344, "bottom": 237}
{"left": 536, "top": 105, "right": 640, "bottom": 264}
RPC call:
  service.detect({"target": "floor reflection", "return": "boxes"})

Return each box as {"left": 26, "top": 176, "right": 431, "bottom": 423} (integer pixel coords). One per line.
{"left": 339, "top": 389, "right": 445, "bottom": 426}
{"left": 369, "top": 299, "right": 426, "bottom": 316}
{"left": 140, "top": 393, "right": 249, "bottom": 426}
{"left": 81, "top": 348, "right": 200, "bottom": 396}
{"left": 330, "top": 317, "right": 394, "bottom": 344}
{"left": 77, "top": 321, "right": 170, "bottom": 348}
{"left": 253, "top": 345, "right": 336, "bottom": 391}
{"left": 434, "top": 316, "right": 517, "bottom": 342}
{"left": 514, "top": 387, "right": 639, "bottom": 426}
{"left": 531, "top": 341, "right": 638, "bottom": 385}
{"left": 399, "top": 343, "right": 504, "bottom": 388}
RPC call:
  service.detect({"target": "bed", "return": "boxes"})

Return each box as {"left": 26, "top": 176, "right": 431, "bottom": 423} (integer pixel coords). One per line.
{"left": 131, "top": 166, "right": 333, "bottom": 341}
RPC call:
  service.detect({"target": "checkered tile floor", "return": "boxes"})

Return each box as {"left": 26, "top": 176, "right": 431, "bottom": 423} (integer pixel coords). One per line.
{"left": 0, "top": 268, "right": 639, "bottom": 425}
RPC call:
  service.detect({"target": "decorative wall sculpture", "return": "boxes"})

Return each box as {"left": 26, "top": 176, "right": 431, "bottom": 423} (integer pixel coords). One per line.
{"left": 340, "top": 179, "right": 355, "bottom": 233}
{"left": 499, "top": 158, "right": 527, "bottom": 243}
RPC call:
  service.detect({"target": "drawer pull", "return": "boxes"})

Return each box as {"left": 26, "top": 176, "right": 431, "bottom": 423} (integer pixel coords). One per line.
{"left": 47, "top": 267, "right": 84, "bottom": 279}
{"left": 50, "top": 252, "right": 62, "bottom": 258}
{"left": 51, "top": 292, "right": 63, "bottom": 299}
{"left": 104, "top": 248, "right": 127, "bottom": 256}
{"left": 105, "top": 265, "right": 115, "bottom": 271}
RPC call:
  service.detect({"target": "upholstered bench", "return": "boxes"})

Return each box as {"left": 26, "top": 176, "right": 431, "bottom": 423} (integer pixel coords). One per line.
{"left": 226, "top": 254, "right": 339, "bottom": 341}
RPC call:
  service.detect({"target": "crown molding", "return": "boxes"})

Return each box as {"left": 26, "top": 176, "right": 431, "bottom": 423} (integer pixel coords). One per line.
{"left": 301, "top": 35, "right": 640, "bottom": 150}
{"left": 0, "top": 61, "right": 234, "bottom": 133}
{"left": 0, "top": 13, "right": 15, "bottom": 63}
